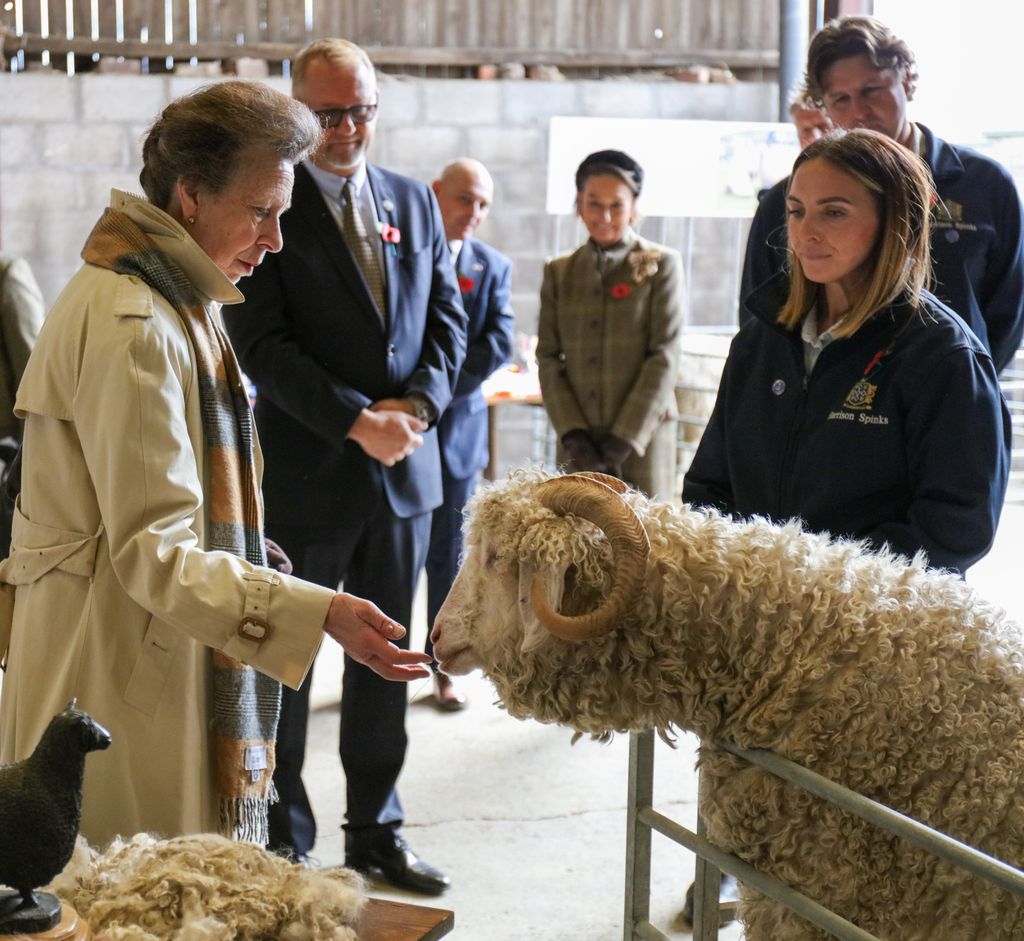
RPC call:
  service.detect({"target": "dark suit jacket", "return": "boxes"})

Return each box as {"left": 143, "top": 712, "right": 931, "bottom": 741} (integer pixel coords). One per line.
{"left": 439, "top": 238, "right": 515, "bottom": 480}
{"left": 225, "top": 163, "right": 467, "bottom": 531}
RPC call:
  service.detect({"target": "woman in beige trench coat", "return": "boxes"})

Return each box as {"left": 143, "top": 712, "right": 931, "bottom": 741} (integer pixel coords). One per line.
{"left": 537, "top": 150, "right": 684, "bottom": 501}
{"left": 0, "top": 82, "right": 430, "bottom": 846}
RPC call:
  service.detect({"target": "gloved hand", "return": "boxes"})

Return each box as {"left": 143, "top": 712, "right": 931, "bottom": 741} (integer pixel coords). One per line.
{"left": 599, "top": 434, "right": 635, "bottom": 473}
{"left": 264, "top": 537, "right": 293, "bottom": 575}
{"left": 561, "top": 429, "right": 607, "bottom": 472}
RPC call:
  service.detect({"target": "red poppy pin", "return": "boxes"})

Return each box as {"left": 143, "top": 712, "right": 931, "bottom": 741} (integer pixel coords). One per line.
{"left": 610, "top": 282, "right": 632, "bottom": 300}
{"left": 458, "top": 274, "right": 475, "bottom": 293}
{"left": 379, "top": 222, "right": 401, "bottom": 244}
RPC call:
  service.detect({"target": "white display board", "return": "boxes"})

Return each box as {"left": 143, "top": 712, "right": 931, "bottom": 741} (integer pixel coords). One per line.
{"left": 546, "top": 116, "right": 799, "bottom": 219}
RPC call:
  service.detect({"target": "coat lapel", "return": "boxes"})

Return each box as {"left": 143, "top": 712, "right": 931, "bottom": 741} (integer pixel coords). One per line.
{"left": 291, "top": 164, "right": 385, "bottom": 332}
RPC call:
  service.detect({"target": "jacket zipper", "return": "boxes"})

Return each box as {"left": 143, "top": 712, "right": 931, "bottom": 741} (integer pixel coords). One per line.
{"left": 773, "top": 342, "right": 809, "bottom": 520}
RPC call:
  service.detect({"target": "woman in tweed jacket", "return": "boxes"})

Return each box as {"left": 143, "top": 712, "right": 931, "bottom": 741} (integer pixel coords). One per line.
{"left": 537, "top": 150, "right": 684, "bottom": 500}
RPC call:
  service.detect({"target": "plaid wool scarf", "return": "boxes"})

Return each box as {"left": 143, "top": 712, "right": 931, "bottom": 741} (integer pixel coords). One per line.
{"left": 82, "top": 207, "right": 280, "bottom": 843}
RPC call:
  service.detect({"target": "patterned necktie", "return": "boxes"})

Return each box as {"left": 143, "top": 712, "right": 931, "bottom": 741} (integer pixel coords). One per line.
{"left": 341, "top": 178, "right": 387, "bottom": 323}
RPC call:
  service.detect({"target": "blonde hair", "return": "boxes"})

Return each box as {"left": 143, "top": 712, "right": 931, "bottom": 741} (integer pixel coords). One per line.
{"left": 777, "top": 129, "right": 933, "bottom": 337}
{"left": 140, "top": 80, "right": 321, "bottom": 210}
{"left": 292, "top": 37, "right": 376, "bottom": 95}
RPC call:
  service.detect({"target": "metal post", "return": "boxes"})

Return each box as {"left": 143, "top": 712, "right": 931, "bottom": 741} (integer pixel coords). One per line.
{"left": 691, "top": 764, "right": 723, "bottom": 941}
{"left": 778, "top": 0, "right": 809, "bottom": 119}
{"left": 624, "top": 730, "right": 655, "bottom": 940}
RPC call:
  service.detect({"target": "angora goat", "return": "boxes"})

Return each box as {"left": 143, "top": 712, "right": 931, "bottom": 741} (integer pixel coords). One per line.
{"left": 430, "top": 470, "right": 1024, "bottom": 941}
{"left": 47, "top": 833, "right": 364, "bottom": 941}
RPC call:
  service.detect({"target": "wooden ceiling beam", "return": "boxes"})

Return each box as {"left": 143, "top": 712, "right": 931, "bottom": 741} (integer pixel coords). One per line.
{"left": 3, "top": 34, "right": 779, "bottom": 70}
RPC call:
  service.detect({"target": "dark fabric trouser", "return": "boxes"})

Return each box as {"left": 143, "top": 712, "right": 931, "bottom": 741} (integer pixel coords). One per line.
{"left": 267, "top": 495, "right": 431, "bottom": 855}
{"left": 423, "top": 467, "right": 478, "bottom": 662}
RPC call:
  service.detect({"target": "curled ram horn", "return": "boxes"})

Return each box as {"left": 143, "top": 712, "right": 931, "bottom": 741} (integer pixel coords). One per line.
{"left": 567, "top": 471, "right": 630, "bottom": 494}
{"left": 531, "top": 473, "right": 650, "bottom": 641}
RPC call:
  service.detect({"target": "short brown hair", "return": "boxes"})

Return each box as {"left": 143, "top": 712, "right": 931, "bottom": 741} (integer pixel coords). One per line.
{"left": 778, "top": 129, "right": 933, "bottom": 337}
{"left": 806, "top": 16, "right": 918, "bottom": 105}
{"left": 140, "top": 80, "right": 321, "bottom": 210}
{"left": 292, "top": 37, "right": 376, "bottom": 96}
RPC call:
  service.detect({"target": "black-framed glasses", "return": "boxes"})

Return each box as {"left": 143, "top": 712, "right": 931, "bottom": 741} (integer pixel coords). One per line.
{"left": 314, "top": 102, "right": 379, "bottom": 129}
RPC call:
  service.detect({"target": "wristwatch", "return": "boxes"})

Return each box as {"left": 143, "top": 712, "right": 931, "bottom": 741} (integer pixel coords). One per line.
{"left": 406, "top": 393, "right": 435, "bottom": 425}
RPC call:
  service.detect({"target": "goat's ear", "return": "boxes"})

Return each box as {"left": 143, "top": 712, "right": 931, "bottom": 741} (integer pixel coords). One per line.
{"left": 517, "top": 555, "right": 571, "bottom": 654}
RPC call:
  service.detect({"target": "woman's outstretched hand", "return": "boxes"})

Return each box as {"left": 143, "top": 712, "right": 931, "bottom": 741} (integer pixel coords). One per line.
{"left": 322, "top": 592, "right": 432, "bottom": 681}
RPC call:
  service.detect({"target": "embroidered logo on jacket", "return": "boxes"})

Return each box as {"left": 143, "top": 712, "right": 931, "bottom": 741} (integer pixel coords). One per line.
{"left": 843, "top": 378, "right": 877, "bottom": 410}
{"left": 829, "top": 379, "right": 889, "bottom": 425}
{"left": 936, "top": 199, "right": 964, "bottom": 223}
{"left": 829, "top": 348, "right": 891, "bottom": 425}
{"left": 933, "top": 197, "right": 977, "bottom": 237}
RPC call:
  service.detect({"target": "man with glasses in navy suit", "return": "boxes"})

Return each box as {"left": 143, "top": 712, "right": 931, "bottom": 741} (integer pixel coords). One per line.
{"left": 225, "top": 37, "right": 466, "bottom": 895}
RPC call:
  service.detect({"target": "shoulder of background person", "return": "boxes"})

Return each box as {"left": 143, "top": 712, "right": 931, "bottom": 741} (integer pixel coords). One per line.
{"left": 466, "top": 237, "right": 512, "bottom": 275}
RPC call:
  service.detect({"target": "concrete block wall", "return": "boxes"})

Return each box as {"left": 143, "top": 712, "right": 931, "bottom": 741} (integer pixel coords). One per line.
{"left": 0, "top": 71, "right": 773, "bottom": 477}
{"left": 0, "top": 71, "right": 774, "bottom": 327}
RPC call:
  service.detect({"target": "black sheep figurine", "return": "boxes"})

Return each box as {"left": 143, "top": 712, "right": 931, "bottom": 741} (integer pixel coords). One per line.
{"left": 0, "top": 700, "right": 111, "bottom": 933}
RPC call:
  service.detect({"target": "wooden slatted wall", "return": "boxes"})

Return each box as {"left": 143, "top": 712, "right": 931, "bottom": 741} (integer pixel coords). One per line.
{"left": 4, "top": 0, "right": 778, "bottom": 70}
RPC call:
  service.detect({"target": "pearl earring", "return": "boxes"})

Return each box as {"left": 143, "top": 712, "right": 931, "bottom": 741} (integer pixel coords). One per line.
{"left": 188, "top": 216, "right": 196, "bottom": 225}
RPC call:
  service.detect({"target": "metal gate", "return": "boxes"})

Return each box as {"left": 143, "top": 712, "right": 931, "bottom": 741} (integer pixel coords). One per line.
{"left": 623, "top": 729, "right": 1024, "bottom": 940}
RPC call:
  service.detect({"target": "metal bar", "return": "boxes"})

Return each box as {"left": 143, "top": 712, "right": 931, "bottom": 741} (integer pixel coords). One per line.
{"left": 682, "top": 217, "right": 694, "bottom": 329}
{"left": 692, "top": 763, "right": 722, "bottom": 941}
{"left": 718, "top": 742, "right": 1024, "bottom": 899}
{"left": 778, "top": 0, "right": 807, "bottom": 118}
{"left": 633, "top": 921, "right": 670, "bottom": 941}
{"left": 641, "top": 808, "right": 881, "bottom": 941}
{"left": 624, "top": 730, "right": 655, "bottom": 940}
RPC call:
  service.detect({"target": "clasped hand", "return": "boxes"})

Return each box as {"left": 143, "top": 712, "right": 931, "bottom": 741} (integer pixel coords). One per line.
{"left": 322, "top": 592, "right": 431, "bottom": 681}
{"left": 348, "top": 398, "right": 426, "bottom": 467}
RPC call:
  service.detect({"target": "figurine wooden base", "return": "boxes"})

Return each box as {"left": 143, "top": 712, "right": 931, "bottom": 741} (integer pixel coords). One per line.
{"left": 3, "top": 903, "right": 89, "bottom": 940}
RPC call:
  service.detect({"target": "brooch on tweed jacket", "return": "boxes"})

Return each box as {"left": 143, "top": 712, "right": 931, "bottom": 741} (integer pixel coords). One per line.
{"left": 628, "top": 247, "right": 662, "bottom": 286}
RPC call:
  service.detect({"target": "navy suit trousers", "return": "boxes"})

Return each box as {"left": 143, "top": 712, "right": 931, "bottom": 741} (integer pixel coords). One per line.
{"left": 267, "top": 493, "right": 431, "bottom": 853}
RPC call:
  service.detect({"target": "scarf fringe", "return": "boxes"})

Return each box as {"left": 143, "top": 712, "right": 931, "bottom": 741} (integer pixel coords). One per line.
{"left": 220, "top": 783, "right": 278, "bottom": 846}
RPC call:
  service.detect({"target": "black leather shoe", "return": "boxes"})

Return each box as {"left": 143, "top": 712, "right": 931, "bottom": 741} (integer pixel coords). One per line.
{"left": 345, "top": 830, "right": 451, "bottom": 896}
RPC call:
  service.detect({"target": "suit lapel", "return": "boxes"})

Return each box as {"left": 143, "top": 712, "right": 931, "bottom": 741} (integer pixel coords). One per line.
{"left": 290, "top": 164, "right": 385, "bottom": 333}
{"left": 368, "top": 164, "right": 398, "bottom": 338}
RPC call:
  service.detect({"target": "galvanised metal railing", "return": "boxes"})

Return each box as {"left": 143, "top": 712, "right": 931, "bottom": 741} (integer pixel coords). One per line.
{"left": 623, "top": 729, "right": 1024, "bottom": 941}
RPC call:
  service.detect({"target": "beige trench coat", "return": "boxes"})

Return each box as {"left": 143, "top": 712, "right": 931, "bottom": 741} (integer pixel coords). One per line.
{"left": 537, "top": 233, "right": 683, "bottom": 500}
{"left": 0, "top": 192, "right": 332, "bottom": 845}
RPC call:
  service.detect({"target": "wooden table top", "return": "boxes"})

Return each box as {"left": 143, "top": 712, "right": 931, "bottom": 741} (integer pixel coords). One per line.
{"left": 356, "top": 897, "right": 454, "bottom": 941}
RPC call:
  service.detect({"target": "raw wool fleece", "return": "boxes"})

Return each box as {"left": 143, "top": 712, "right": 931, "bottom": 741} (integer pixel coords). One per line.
{"left": 47, "top": 833, "right": 365, "bottom": 941}
{"left": 449, "top": 469, "right": 1024, "bottom": 941}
